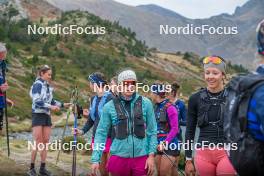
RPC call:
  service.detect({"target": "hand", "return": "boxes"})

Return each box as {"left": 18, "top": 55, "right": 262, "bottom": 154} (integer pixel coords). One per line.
{"left": 91, "top": 163, "right": 100, "bottom": 176}
{"left": 185, "top": 160, "right": 195, "bottom": 176}
{"left": 50, "top": 105, "right": 60, "bottom": 111}
{"left": 72, "top": 128, "right": 83, "bottom": 136}
{"left": 0, "top": 82, "right": 8, "bottom": 92}
{"left": 7, "top": 99, "right": 14, "bottom": 108}
{"left": 157, "top": 143, "right": 165, "bottom": 152}
{"left": 83, "top": 109, "right": 89, "bottom": 117}
{"left": 145, "top": 154, "right": 155, "bottom": 176}
{"left": 63, "top": 103, "right": 72, "bottom": 108}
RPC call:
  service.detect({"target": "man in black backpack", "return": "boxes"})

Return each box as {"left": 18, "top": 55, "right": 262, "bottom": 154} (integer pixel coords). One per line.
{"left": 224, "top": 20, "right": 264, "bottom": 176}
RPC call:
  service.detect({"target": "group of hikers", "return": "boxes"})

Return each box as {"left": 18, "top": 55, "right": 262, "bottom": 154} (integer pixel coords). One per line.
{"left": 0, "top": 19, "right": 263, "bottom": 176}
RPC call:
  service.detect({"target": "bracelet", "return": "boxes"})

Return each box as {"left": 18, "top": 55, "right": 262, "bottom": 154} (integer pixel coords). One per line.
{"left": 160, "top": 141, "right": 166, "bottom": 146}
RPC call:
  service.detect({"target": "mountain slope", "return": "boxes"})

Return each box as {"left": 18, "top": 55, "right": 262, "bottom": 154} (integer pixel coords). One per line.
{"left": 45, "top": 0, "right": 264, "bottom": 67}
{"left": 0, "top": 1, "right": 208, "bottom": 120}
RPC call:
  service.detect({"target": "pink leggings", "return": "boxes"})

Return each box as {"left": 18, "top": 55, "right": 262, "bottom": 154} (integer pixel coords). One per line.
{"left": 194, "top": 148, "right": 236, "bottom": 176}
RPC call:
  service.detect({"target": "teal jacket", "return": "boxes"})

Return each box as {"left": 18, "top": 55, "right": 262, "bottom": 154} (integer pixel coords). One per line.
{"left": 91, "top": 93, "right": 157, "bottom": 163}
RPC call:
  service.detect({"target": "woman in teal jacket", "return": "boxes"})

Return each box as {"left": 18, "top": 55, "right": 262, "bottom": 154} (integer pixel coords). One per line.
{"left": 91, "top": 69, "right": 157, "bottom": 176}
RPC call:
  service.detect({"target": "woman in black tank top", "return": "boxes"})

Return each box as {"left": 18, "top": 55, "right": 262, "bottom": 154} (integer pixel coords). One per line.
{"left": 185, "top": 56, "right": 236, "bottom": 176}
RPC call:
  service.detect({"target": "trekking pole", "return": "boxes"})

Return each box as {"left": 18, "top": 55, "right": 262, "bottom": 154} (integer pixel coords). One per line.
{"left": 162, "top": 151, "right": 185, "bottom": 176}
{"left": 72, "top": 86, "right": 78, "bottom": 176}
{"left": 56, "top": 88, "right": 77, "bottom": 164}
{"left": 1, "top": 60, "right": 10, "bottom": 157}
{"left": 56, "top": 107, "right": 71, "bottom": 164}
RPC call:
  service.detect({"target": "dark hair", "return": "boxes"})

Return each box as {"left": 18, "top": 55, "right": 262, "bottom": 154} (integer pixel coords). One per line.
{"left": 38, "top": 65, "right": 51, "bottom": 77}
{"left": 171, "top": 82, "right": 180, "bottom": 97}
{"left": 153, "top": 80, "right": 167, "bottom": 99}
{"left": 93, "top": 72, "right": 107, "bottom": 86}
{"left": 111, "top": 76, "right": 118, "bottom": 84}
{"left": 93, "top": 72, "right": 106, "bottom": 80}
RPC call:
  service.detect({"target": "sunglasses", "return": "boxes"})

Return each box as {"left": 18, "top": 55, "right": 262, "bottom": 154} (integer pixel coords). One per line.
{"left": 0, "top": 51, "right": 6, "bottom": 58}
{"left": 203, "top": 56, "right": 224, "bottom": 65}
{"left": 123, "top": 80, "right": 136, "bottom": 86}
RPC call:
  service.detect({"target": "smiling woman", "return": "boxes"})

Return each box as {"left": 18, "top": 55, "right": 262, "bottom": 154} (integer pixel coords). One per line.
{"left": 185, "top": 55, "right": 236, "bottom": 176}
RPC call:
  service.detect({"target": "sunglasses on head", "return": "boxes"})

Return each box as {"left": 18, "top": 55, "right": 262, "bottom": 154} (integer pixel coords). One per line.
{"left": 203, "top": 56, "right": 225, "bottom": 65}
{"left": 123, "top": 80, "right": 136, "bottom": 86}
{"left": 88, "top": 74, "right": 96, "bottom": 83}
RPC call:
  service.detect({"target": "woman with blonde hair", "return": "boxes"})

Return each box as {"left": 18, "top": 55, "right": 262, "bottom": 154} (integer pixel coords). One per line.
{"left": 28, "top": 65, "right": 71, "bottom": 176}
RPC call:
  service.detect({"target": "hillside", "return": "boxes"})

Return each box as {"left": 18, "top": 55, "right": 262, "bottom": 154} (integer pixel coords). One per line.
{"left": 45, "top": 0, "right": 264, "bottom": 67}
{"left": 0, "top": 1, "right": 208, "bottom": 122}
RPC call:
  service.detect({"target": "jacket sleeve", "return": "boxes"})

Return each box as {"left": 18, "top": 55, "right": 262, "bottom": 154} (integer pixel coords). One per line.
{"left": 51, "top": 99, "right": 63, "bottom": 107}
{"left": 165, "top": 105, "right": 179, "bottom": 143}
{"left": 185, "top": 93, "right": 198, "bottom": 158}
{"left": 145, "top": 98, "right": 158, "bottom": 154}
{"left": 30, "top": 83, "right": 51, "bottom": 109}
{"left": 255, "top": 86, "right": 264, "bottom": 135}
{"left": 179, "top": 101, "right": 187, "bottom": 126}
{"left": 82, "top": 115, "right": 94, "bottom": 134}
{"left": 91, "top": 103, "right": 112, "bottom": 163}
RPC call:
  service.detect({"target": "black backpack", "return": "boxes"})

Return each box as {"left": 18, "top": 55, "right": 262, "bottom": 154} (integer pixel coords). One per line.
{"left": 224, "top": 73, "right": 264, "bottom": 176}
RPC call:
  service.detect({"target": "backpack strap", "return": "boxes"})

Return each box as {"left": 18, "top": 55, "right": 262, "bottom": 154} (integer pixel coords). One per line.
{"left": 238, "top": 81, "right": 264, "bottom": 134}
{"left": 113, "top": 97, "right": 127, "bottom": 120}
{"left": 90, "top": 96, "right": 97, "bottom": 121}
{"left": 199, "top": 88, "right": 207, "bottom": 100}
{"left": 98, "top": 91, "right": 112, "bottom": 117}
{"left": 133, "top": 96, "right": 143, "bottom": 119}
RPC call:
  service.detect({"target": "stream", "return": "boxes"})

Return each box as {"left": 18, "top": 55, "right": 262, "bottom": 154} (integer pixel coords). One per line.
{"left": 10, "top": 127, "right": 93, "bottom": 142}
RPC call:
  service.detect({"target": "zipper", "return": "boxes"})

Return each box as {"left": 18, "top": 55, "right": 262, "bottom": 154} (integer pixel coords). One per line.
{"left": 120, "top": 100, "right": 134, "bottom": 157}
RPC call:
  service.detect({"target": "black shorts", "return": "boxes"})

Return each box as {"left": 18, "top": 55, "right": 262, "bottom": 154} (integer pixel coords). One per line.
{"left": 157, "top": 147, "right": 180, "bottom": 157}
{"left": 32, "top": 113, "right": 52, "bottom": 127}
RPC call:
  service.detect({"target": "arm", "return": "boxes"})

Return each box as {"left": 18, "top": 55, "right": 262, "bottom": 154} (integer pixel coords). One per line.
{"left": 255, "top": 87, "right": 264, "bottom": 135}
{"left": 165, "top": 105, "right": 179, "bottom": 143}
{"left": 51, "top": 99, "right": 63, "bottom": 108}
{"left": 145, "top": 98, "right": 158, "bottom": 154}
{"left": 91, "top": 103, "right": 112, "bottom": 163}
{"left": 82, "top": 115, "right": 94, "bottom": 134}
{"left": 185, "top": 94, "right": 198, "bottom": 159}
{"left": 179, "top": 101, "right": 187, "bottom": 126}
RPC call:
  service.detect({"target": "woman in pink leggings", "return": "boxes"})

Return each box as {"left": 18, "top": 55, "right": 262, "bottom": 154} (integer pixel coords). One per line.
{"left": 185, "top": 56, "right": 236, "bottom": 176}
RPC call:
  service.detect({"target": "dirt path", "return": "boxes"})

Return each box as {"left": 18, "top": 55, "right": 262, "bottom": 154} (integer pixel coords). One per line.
{"left": 0, "top": 137, "right": 91, "bottom": 176}
{"left": 0, "top": 151, "right": 69, "bottom": 176}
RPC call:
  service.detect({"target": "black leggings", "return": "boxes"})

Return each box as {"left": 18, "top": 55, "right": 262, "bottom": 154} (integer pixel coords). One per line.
{"left": 0, "top": 108, "right": 3, "bottom": 130}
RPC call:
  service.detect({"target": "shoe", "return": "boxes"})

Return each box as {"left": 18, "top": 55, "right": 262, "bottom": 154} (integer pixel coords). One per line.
{"left": 27, "top": 168, "right": 37, "bottom": 176}
{"left": 39, "top": 168, "right": 53, "bottom": 176}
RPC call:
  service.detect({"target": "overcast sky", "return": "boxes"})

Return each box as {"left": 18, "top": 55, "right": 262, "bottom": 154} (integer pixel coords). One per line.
{"left": 114, "top": 0, "right": 249, "bottom": 19}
